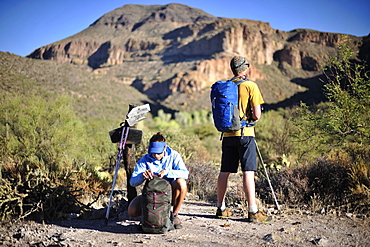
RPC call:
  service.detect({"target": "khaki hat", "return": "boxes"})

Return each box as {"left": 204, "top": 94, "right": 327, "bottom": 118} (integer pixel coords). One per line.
{"left": 230, "top": 56, "right": 249, "bottom": 75}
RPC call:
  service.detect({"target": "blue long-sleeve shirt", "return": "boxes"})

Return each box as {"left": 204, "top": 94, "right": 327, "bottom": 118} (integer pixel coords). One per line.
{"left": 129, "top": 146, "right": 189, "bottom": 187}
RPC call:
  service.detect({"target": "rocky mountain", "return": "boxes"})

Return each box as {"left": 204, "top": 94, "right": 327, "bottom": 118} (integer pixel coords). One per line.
{"left": 27, "top": 3, "right": 368, "bottom": 112}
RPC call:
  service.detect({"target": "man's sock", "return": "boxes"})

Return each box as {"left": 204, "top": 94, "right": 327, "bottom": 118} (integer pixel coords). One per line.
{"left": 248, "top": 205, "right": 258, "bottom": 214}
{"left": 216, "top": 202, "right": 226, "bottom": 211}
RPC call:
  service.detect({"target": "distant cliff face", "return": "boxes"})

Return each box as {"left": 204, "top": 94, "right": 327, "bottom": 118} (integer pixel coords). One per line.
{"left": 28, "top": 3, "right": 364, "bottom": 106}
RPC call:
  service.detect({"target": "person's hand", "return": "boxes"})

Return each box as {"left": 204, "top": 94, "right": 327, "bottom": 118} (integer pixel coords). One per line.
{"left": 143, "top": 169, "right": 154, "bottom": 180}
{"left": 157, "top": 169, "right": 166, "bottom": 178}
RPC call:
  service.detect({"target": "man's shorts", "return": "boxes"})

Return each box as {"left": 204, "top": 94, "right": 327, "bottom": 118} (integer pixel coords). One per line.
{"left": 163, "top": 177, "right": 176, "bottom": 184}
{"left": 220, "top": 136, "right": 257, "bottom": 173}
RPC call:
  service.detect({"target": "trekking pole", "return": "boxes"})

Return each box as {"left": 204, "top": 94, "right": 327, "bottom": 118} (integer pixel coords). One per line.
{"left": 105, "top": 125, "right": 130, "bottom": 225}
{"left": 254, "top": 139, "right": 281, "bottom": 212}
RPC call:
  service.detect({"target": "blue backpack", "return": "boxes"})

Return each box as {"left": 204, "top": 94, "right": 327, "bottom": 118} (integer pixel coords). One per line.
{"left": 211, "top": 78, "right": 253, "bottom": 132}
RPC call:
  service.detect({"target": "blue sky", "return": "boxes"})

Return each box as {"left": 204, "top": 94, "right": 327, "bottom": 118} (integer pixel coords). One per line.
{"left": 0, "top": 0, "right": 369, "bottom": 57}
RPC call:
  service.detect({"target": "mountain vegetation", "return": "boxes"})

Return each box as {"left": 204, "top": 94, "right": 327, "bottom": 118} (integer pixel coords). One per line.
{"left": 27, "top": 3, "right": 367, "bottom": 112}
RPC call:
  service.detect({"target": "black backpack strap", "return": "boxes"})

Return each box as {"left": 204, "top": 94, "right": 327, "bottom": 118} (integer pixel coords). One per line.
{"left": 219, "top": 132, "right": 224, "bottom": 141}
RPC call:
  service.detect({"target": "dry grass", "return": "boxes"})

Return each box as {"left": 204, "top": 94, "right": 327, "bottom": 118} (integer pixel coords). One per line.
{"left": 255, "top": 149, "right": 370, "bottom": 215}
{"left": 186, "top": 161, "right": 218, "bottom": 201}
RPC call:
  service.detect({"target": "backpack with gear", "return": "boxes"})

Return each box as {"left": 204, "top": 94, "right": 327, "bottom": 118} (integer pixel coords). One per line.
{"left": 211, "top": 78, "right": 255, "bottom": 133}
{"left": 141, "top": 177, "right": 174, "bottom": 234}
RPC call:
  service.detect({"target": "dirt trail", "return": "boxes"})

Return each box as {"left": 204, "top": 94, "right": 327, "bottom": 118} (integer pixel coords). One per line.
{"left": 1, "top": 199, "right": 369, "bottom": 246}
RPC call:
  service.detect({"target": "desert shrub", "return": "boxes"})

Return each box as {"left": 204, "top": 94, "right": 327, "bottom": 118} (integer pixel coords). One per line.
{"left": 256, "top": 165, "right": 309, "bottom": 207}
{"left": 174, "top": 111, "right": 193, "bottom": 126}
{"left": 292, "top": 44, "right": 370, "bottom": 162}
{"left": 174, "top": 110, "right": 212, "bottom": 126}
{"left": 289, "top": 104, "right": 329, "bottom": 163}
{"left": 151, "top": 109, "right": 180, "bottom": 130}
{"left": 0, "top": 93, "right": 112, "bottom": 221}
{"left": 330, "top": 143, "right": 370, "bottom": 214}
{"left": 306, "top": 158, "right": 351, "bottom": 208}
{"left": 191, "top": 123, "right": 217, "bottom": 140}
{"left": 163, "top": 129, "right": 210, "bottom": 163}
{"left": 278, "top": 44, "right": 370, "bottom": 214}
{"left": 185, "top": 123, "right": 220, "bottom": 162}
{"left": 256, "top": 148, "right": 370, "bottom": 214}
{"left": 256, "top": 108, "right": 297, "bottom": 167}
{"left": 186, "top": 161, "right": 218, "bottom": 201}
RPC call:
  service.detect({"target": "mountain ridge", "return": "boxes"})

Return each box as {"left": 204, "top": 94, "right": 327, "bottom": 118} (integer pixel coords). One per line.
{"left": 26, "top": 3, "right": 367, "bottom": 112}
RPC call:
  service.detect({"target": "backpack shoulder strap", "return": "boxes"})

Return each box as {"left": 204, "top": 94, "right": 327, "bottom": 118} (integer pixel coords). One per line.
{"left": 231, "top": 77, "right": 249, "bottom": 116}
{"left": 230, "top": 77, "right": 249, "bottom": 86}
{"left": 231, "top": 77, "right": 252, "bottom": 134}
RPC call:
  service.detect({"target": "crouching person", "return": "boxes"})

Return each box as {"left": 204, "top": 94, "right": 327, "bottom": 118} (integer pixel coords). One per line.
{"left": 128, "top": 132, "right": 189, "bottom": 230}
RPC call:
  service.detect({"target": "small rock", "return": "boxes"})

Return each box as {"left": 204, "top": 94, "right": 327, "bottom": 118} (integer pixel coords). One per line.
{"left": 311, "top": 238, "right": 330, "bottom": 246}
{"left": 345, "top": 213, "right": 353, "bottom": 218}
{"left": 135, "top": 240, "right": 146, "bottom": 244}
{"left": 316, "top": 208, "right": 325, "bottom": 214}
{"left": 263, "top": 233, "right": 275, "bottom": 242}
{"left": 69, "top": 213, "right": 80, "bottom": 219}
{"left": 267, "top": 207, "right": 275, "bottom": 214}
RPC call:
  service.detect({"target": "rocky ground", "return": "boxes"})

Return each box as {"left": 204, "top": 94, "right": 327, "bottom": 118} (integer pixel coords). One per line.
{"left": 1, "top": 198, "right": 369, "bottom": 247}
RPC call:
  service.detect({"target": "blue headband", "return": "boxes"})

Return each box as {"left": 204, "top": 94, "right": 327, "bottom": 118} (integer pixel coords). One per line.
{"left": 148, "top": 142, "right": 166, "bottom": 154}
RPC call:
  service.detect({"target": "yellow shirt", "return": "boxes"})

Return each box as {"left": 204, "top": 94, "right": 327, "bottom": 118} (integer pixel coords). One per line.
{"left": 223, "top": 78, "right": 264, "bottom": 137}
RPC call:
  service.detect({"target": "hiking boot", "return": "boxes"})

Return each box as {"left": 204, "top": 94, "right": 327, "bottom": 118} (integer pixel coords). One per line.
{"left": 248, "top": 211, "right": 273, "bottom": 223}
{"left": 216, "top": 208, "right": 233, "bottom": 218}
{"left": 173, "top": 214, "right": 183, "bottom": 229}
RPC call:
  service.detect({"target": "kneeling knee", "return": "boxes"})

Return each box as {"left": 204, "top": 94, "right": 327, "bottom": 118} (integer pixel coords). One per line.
{"left": 128, "top": 196, "right": 143, "bottom": 217}
{"left": 174, "top": 178, "right": 187, "bottom": 190}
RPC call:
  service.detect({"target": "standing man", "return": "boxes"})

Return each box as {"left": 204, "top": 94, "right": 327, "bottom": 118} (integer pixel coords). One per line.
{"left": 128, "top": 132, "right": 189, "bottom": 229}
{"left": 216, "top": 56, "right": 272, "bottom": 222}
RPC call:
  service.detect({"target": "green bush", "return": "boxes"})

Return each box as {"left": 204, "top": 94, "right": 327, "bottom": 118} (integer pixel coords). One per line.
{"left": 256, "top": 108, "right": 296, "bottom": 166}
{"left": 0, "top": 93, "right": 112, "bottom": 221}
{"left": 277, "top": 43, "right": 370, "bottom": 214}
{"left": 292, "top": 44, "right": 370, "bottom": 161}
